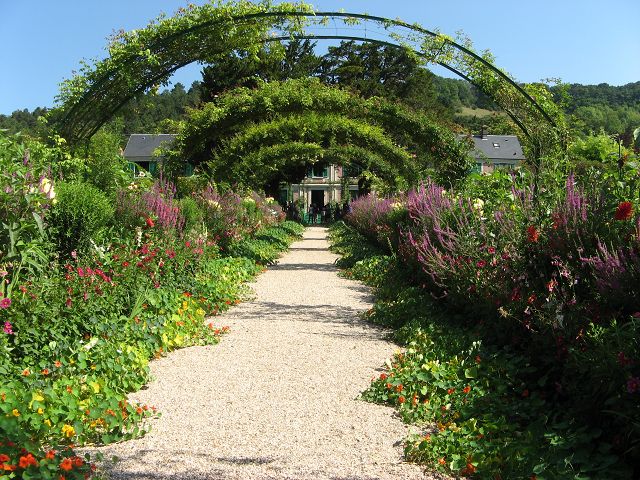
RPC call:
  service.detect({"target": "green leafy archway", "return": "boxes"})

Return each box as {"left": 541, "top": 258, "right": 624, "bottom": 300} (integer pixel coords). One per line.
{"left": 52, "top": 0, "right": 565, "bottom": 160}
{"left": 169, "top": 78, "right": 471, "bottom": 187}
{"left": 203, "top": 112, "right": 412, "bottom": 188}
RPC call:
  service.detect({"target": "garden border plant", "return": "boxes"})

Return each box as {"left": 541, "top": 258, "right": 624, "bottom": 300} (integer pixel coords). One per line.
{"left": 0, "top": 130, "right": 304, "bottom": 479}
{"left": 328, "top": 151, "right": 640, "bottom": 478}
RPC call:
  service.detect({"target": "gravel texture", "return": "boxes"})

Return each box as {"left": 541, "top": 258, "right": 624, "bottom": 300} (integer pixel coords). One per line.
{"left": 89, "top": 226, "right": 439, "bottom": 479}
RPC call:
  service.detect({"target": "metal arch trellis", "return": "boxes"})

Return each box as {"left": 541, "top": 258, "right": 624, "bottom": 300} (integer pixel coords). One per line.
{"left": 55, "top": 9, "right": 559, "bottom": 147}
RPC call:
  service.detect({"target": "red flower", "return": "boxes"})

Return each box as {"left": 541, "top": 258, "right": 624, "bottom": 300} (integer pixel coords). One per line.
{"left": 145, "top": 217, "right": 155, "bottom": 228}
{"left": 0, "top": 454, "right": 10, "bottom": 463}
{"left": 447, "top": 388, "right": 456, "bottom": 395}
{"left": 0, "top": 297, "right": 11, "bottom": 309}
{"left": 476, "top": 260, "right": 486, "bottom": 268}
{"left": 379, "top": 373, "right": 387, "bottom": 381}
{"left": 60, "top": 457, "right": 73, "bottom": 471}
{"left": 487, "top": 246, "right": 496, "bottom": 254}
{"left": 526, "top": 225, "right": 539, "bottom": 243}
{"left": 398, "top": 395, "right": 406, "bottom": 404}
{"left": 463, "top": 385, "right": 471, "bottom": 394}
{"left": 396, "top": 384, "right": 404, "bottom": 392}
{"left": 615, "top": 201, "right": 633, "bottom": 221}
{"left": 19, "top": 453, "right": 38, "bottom": 468}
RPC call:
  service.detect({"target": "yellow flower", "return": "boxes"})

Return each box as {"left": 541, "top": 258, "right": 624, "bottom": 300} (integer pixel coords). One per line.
{"left": 37, "top": 408, "right": 44, "bottom": 415}
{"left": 12, "top": 409, "right": 20, "bottom": 417}
{"left": 44, "top": 419, "right": 52, "bottom": 427}
{"left": 196, "top": 308, "right": 205, "bottom": 317}
{"left": 182, "top": 301, "right": 188, "bottom": 310}
{"left": 61, "top": 424, "right": 75, "bottom": 438}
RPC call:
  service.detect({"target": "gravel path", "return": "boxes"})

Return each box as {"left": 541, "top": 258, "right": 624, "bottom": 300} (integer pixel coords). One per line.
{"left": 91, "top": 226, "right": 437, "bottom": 479}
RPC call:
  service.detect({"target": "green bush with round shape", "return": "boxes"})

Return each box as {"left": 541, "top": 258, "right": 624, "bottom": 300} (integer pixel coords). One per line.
{"left": 49, "top": 181, "right": 114, "bottom": 256}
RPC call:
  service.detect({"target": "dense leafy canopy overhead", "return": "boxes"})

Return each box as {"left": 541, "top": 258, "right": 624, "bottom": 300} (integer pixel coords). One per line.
{"left": 52, "top": 0, "right": 563, "bottom": 159}
{"left": 167, "top": 78, "right": 472, "bottom": 189}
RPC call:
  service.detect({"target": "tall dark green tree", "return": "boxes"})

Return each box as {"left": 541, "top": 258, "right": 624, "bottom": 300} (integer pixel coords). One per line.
{"left": 316, "top": 41, "right": 446, "bottom": 114}
{"left": 199, "top": 39, "right": 321, "bottom": 102}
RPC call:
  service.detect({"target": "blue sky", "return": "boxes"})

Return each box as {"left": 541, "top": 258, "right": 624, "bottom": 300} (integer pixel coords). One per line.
{"left": 0, "top": 0, "right": 638, "bottom": 114}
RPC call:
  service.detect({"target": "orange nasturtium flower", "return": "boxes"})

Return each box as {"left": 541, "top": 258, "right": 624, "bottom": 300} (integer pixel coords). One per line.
{"left": 60, "top": 457, "right": 73, "bottom": 471}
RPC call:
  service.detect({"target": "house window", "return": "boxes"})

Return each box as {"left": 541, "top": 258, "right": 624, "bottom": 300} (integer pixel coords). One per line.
{"left": 494, "top": 162, "right": 515, "bottom": 170}
{"left": 307, "top": 164, "right": 328, "bottom": 178}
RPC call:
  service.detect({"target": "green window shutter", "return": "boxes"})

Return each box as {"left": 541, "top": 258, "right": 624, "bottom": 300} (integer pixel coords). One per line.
{"left": 323, "top": 166, "right": 328, "bottom": 178}
{"left": 184, "top": 163, "right": 194, "bottom": 176}
{"left": 307, "top": 166, "right": 313, "bottom": 178}
{"left": 149, "top": 161, "right": 157, "bottom": 175}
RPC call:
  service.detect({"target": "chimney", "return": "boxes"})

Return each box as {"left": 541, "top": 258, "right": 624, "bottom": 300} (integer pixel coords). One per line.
{"left": 481, "top": 125, "right": 488, "bottom": 139}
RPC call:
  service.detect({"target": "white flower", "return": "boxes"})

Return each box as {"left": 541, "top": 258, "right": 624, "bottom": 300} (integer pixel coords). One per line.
{"left": 207, "top": 200, "right": 220, "bottom": 209}
{"left": 83, "top": 337, "right": 99, "bottom": 351}
{"left": 472, "top": 198, "right": 485, "bottom": 211}
{"left": 390, "top": 202, "right": 404, "bottom": 210}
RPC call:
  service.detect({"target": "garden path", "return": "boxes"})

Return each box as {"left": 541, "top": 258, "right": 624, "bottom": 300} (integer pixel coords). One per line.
{"left": 91, "top": 226, "right": 438, "bottom": 479}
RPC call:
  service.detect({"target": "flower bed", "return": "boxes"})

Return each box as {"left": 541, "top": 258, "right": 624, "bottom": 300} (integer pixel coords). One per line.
{"left": 330, "top": 161, "right": 640, "bottom": 478}
{"left": 0, "top": 131, "right": 303, "bottom": 478}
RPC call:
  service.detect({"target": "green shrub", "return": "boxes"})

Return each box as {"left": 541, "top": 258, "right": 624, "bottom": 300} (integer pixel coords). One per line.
{"left": 49, "top": 182, "right": 114, "bottom": 256}
{"left": 179, "top": 197, "right": 204, "bottom": 233}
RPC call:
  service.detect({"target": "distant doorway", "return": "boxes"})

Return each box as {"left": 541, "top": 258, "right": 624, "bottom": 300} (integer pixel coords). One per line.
{"left": 311, "top": 189, "right": 324, "bottom": 208}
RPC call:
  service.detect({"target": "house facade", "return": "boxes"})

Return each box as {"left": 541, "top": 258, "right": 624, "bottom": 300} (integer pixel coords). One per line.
{"left": 123, "top": 134, "right": 186, "bottom": 176}
{"left": 463, "top": 129, "right": 526, "bottom": 174}
{"left": 281, "top": 163, "right": 360, "bottom": 209}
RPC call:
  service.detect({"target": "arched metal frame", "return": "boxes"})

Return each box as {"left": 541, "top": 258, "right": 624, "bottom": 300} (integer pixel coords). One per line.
{"left": 55, "top": 9, "right": 558, "bottom": 148}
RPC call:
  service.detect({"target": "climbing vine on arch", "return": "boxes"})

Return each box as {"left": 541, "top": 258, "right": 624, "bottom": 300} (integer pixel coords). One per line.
{"left": 52, "top": 0, "right": 564, "bottom": 167}
{"left": 166, "top": 78, "right": 473, "bottom": 189}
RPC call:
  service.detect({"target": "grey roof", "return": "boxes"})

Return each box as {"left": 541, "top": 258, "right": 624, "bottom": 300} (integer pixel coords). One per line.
{"left": 459, "top": 134, "right": 526, "bottom": 161}
{"left": 123, "top": 134, "right": 176, "bottom": 159}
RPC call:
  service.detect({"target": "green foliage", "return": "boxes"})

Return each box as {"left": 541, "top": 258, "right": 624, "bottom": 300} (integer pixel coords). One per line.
{"left": 171, "top": 78, "right": 470, "bottom": 191}
{"left": 48, "top": 182, "right": 114, "bottom": 256}
{"left": 329, "top": 221, "right": 635, "bottom": 478}
{"left": 0, "top": 133, "right": 53, "bottom": 273}
{"left": 83, "top": 127, "right": 130, "bottom": 194}
{"left": 199, "top": 38, "right": 320, "bottom": 101}
{"left": 51, "top": 0, "right": 562, "bottom": 169}
{"left": 179, "top": 197, "right": 204, "bottom": 233}
{"left": 226, "top": 221, "right": 304, "bottom": 265}
{"left": 1, "top": 138, "right": 303, "bottom": 478}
